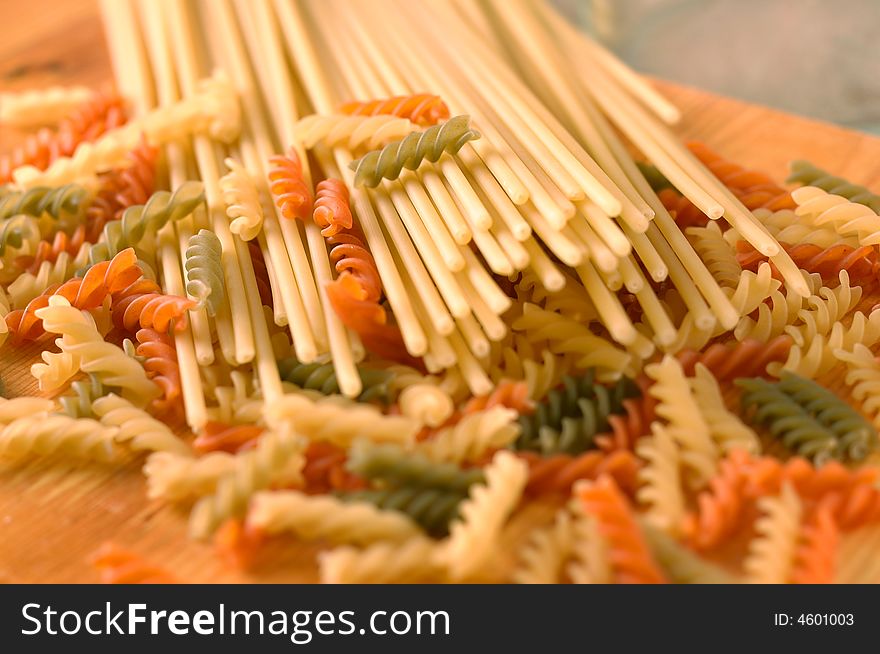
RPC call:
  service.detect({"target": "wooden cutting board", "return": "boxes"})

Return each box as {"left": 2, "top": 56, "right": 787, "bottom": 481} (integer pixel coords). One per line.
{"left": 2, "top": 0, "right": 880, "bottom": 583}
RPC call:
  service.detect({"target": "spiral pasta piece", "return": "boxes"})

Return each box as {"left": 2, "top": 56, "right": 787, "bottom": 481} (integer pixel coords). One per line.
{"left": 184, "top": 229, "right": 224, "bottom": 316}
{"left": 791, "top": 186, "right": 880, "bottom": 243}
{"left": 266, "top": 393, "right": 419, "bottom": 447}
{"left": 0, "top": 414, "right": 117, "bottom": 462}
{"left": 440, "top": 451, "right": 527, "bottom": 581}
{"left": 637, "top": 423, "right": 686, "bottom": 535}
{"left": 0, "top": 214, "right": 40, "bottom": 259}
{"left": 641, "top": 522, "right": 735, "bottom": 584}
{"left": 327, "top": 230, "right": 382, "bottom": 302}
{"left": 219, "top": 157, "right": 264, "bottom": 241}
{"left": 397, "top": 384, "right": 455, "bottom": 427}
{"left": 348, "top": 115, "right": 480, "bottom": 187}
{"left": 6, "top": 246, "right": 145, "bottom": 342}
{"left": 111, "top": 291, "right": 196, "bottom": 334}
{"left": 302, "top": 441, "right": 366, "bottom": 494}
{"left": 417, "top": 407, "right": 519, "bottom": 463}
{"left": 90, "top": 543, "right": 177, "bottom": 584}
{"left": 339, "top": 94, "right": 451, "bottom": 125}
{"left": 737, "top": 240, "right": 877, "bottom": 285}
{"left": 576, "top": 476, "right": 666, "bottom": 584}
{"left": 646, "top": 355, "right": 718, "bottom": 488}
{"left": 521, "top": 449, "right": 641, "bottom": 498}
{"left": 513, "top": 507, "right": 574, "bottom": 584}
{"left": 57, "top": 373, "right": 105, "bottom": 418}
{"left": 0, "top": 85, "right": 95, "bottom": 128}
{"left": 744, "top": 483, "right": 802, "bottom": 583}
{"left": 193, "top": 422, "right": 265, "bottom": 454}
{"left": 791, "top": 504, "right": 838, "bottom": 584}
{"left": 7, "top": 242, "right": 91, "bottom": 308}
{"left": 788, "top": 161, "right": 880, "bottom": 213}
{"left": 247, "top": 490, "right": 421, "bottom": 545}
{"left": 267, "top": 149, "right": 313, "bottom": 221}
{"left": 93, "top": 394, "right": 188, "bottom": 455}
{"left": 17, "top": 224, "right": 88, "bottom": 275}
{"left": 135, "top": 328, "right": 181, "bottom": 415}
{"left": 189, "top": 427, "right": 305, "bottom": 539}
{"left": 566, "top": 503, "right": 613, "bottom": 584}
{"left": 277, "top": 356, "right": 393, "bottom": 403}
{"left": 676, "top": 336, "right": 793, "bottom": 382}
{"left": 343, "top": 485, "right": 466, "bottom": 537}
{"left": 312, "top": 177, "right": 354, "bottom": 237}
{"left": 34, "top": 296, "right": 158, "bottom": 404}
{"left": 0, "top": 184, "right": 90, "bottom": 222}
{"left": 86, "top": 181, "right": 205, "bottom": 267}
{"left": 143, "top": 450, "right": 238, "bottom": 501}
{"left": 685, "top": 222, "right": 742, "bottom": 288}
{"left": 1, "top": 91, "right": 127, "bottom": 184}
{"left": 690, "top": 364, "right": 761, "bottom": 454}
{"left": 319, "top": 536, "right": 444, "bottom": 583}
{"left": 294, "top": 114, "right": 418, "bottom": 150}
{"left": 347, "top": 440, "right": 484, "bottom": 492}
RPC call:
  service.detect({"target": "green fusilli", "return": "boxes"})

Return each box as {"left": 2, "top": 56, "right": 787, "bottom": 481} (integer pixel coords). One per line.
{"left": 277, "top": 357, "right": 394, "bottom": 404}
{"left": 348, "top": 115, "right": 480, "bottom": 187}
{"left": 341, "top": 486, "right": 465, "bottom": 537}
{"left": 184, "top": 229, "right": 225, "bottom": 316}
{"left": 0, "top": 184, "right": 90, "bottom": 221}
{"left": 787, "top": 161, "right": 880, "bottom": 213}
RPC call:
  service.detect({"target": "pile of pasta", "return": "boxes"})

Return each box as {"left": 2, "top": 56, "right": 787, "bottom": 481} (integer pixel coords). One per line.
{"left": 1, "top": 0, "right": 880, "bottom": 584}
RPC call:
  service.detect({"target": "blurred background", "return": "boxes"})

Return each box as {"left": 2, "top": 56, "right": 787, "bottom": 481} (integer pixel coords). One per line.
{"left": 553, "top": 0, "right": 880, "bottom": 135}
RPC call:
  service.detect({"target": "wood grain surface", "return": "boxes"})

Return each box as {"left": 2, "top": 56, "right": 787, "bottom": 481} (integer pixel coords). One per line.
{"left": 2, "top": 0, "right": 880, "bottom": 583}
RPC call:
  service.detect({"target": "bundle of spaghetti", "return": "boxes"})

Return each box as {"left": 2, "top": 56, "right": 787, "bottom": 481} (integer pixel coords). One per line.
{"left": 267, "top": 149, "right": 313, "bottom": 221}
{"left": 85, "top": 181, "right": 205, "bottom": 267}
{"left": 658, "top": 142, "right": 795, "bottom": 229}
{"left": 265, "top": 393, "right": 420, "bottom": 447}
{"left": 645, "top": 355, "right": 718, "bottom": 487}
{"left": 302, "top": 441, "right": 367, "bottom": 494}
{"left": 192, "top": 421, "right": 264, "bottom": 455}
{"left": 92, "top": 393, "right": 188, "bottom": 455}
{"left": 82, "top": 138, "right": 158, "bottom": 242}
{"left": 5, "top": 246, "right": 146, "bottom": 343}
{"left": 510, "top": 303, "right": 635, "bottom": 380}
{"left": 0, "top": 413, "right": 118, "bottom": 462}
{"left": 0, "top": 90, "right": 128, "bottom": 183}
{"left": 513, "top": 506, "right": 574, "bottom": 584}
{"left": 690, "top": 363, "right": 761, "bottom": 454}
{"left": 685, "top": 222, "right": 742, "bottom": 288}
{"left": 189, "top": 426, "right": 305, "bottom": 539}
{"left": 520, "top": 448, "right": 641, "bottom": 497}
{"left": 440, "top": 451, "right": 528, "bottom": 581}
{"left": 348, "top": 115, "right": 481, "bottom": 187}
{"left": 736, "top": 240, "right": 878, "bottom": 286}
{"left": 33, "top": 296, "right": 158, "bottom": 404}
{"left": 90, "top": 543, "right": 177, "bottom": 584}
{"left": 11, "top": 74, "right": 240, "bottom": 188}
{"left": 246, "top": 490, "right": 422, "bottom": 545}
{"left": 0, "top": 85, "right": 95, "bottom": 128}
{"left": 676, "top": 336, "right": 793, "bottom": 382}
{"left": 319, "top": 536, "right": 445, "bottom": 583}
{"left": 135, "top": 327, "right": 181, "bottom": 416}
{"left": 788, "top": 160, "right": 880, "bottom": 213}
{"left": 790, "top": 504, "right": 838, "bottom": 584}
{"left": 575, "top": 476, "right": 666, "bottom": 583}
{"left": 744, "top": 483, "right": 802, "bottom": 584}
{"left": 339, "top": 93, "right": 451, "bottom": 125}
{"left": 791, "top": 186, "right": 880, "bottom": 243}
{"left": 0, "top": 183, "right": 91, "bottom": 222}
{"left": 294, "top": 114, "right": 418, "bottom": 151}
{"left": 640, "top": 522, "right": 736, "bottom": 583}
